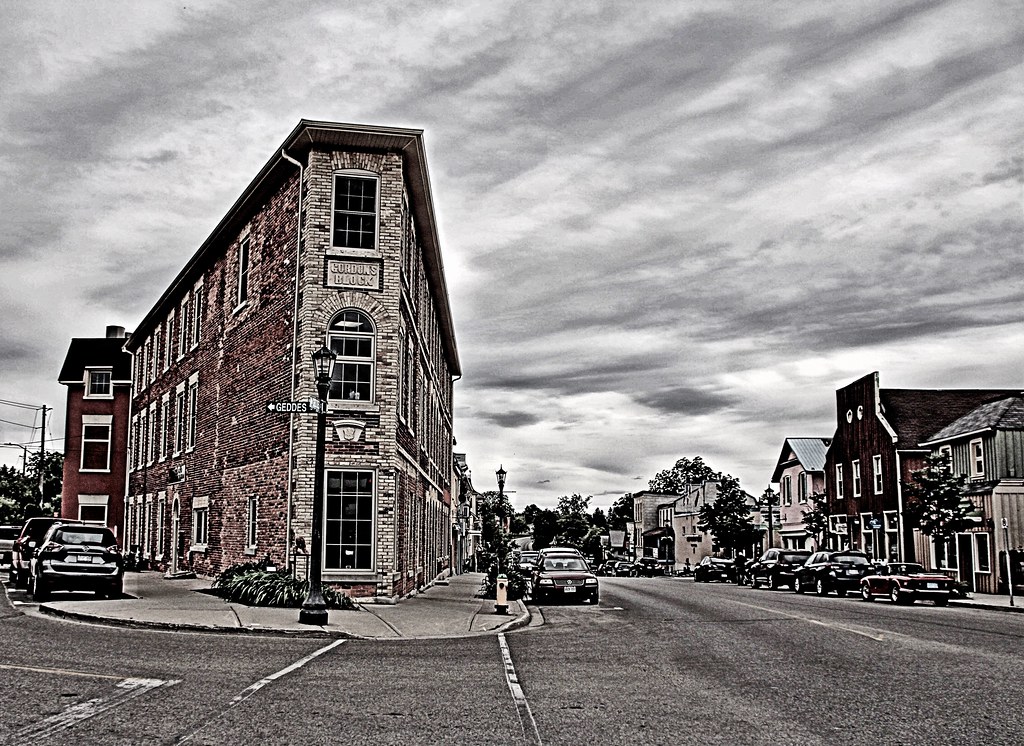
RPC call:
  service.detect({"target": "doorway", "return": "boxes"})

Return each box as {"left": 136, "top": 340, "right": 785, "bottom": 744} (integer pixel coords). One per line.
{"left": 957, "top": 533, "right": 975, "bottom": 592}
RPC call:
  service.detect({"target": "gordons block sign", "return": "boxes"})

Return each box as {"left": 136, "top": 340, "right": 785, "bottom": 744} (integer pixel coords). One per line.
{"left": 326, "top": 259, "right": 381, "bottom": 290}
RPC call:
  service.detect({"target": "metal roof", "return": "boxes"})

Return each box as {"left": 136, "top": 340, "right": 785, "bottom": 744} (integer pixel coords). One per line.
{"left": 771, "top": 437, "right": 831, "bottom": 482}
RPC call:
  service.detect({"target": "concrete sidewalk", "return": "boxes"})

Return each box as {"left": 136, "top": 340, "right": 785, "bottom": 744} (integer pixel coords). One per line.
{"left": 28, "top": 571, "right": 531, "bottom": 639}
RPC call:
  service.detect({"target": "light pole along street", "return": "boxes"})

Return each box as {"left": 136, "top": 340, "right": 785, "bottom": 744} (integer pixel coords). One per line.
{"left": 299, "top": 345, "right": 337, "bottom": 625}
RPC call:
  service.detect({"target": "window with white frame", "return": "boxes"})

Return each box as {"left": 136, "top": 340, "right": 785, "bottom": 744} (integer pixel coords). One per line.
{"left": 328, "top": 310, "right": 375, "bottom": 402}
{"left": 165, "top": 309, "right": 175, "bottom": 368}
{"left": 159, "top": 393, "right": 169, "bottom": 460}
{"left": 246, "top": 494, "right": 258, "bottom": 548}
{"left": 187, "top": 376, "right": 199, "bottom": 450}
{"left": 976, "top": 532, "right": 991, "bottom": 574}
{"left": 324, "top": 471, "right": 374, "bottom": 571}
{"left": 782, "top": 475, "right": 792, "bottom": 506}
{"left": 156, "top": 493, "right": 166, "bottom": 558}
{"left": 797, "top": 472, "right": 809, "bottom": 504}
{"left": 81, "top": 415, "right": 112, "bottom": 472}
{"left": 969, "top": 439, "right": 984, "bottom": 479}
{"left": 145, "top": 402, "right": 156, "bottom": 465}
{"left": 835, "top": 464, "right": 844, "bottom": 499}
{"left": 178, "top": 298, "right": 189, "bottom": 360}
{"left": 192, "top": 496, "right": 209, "bottom": 548}
{"left": 934, "top": 536, "right": 957, "bottom": 570}
{"left": 191, "top": 283, "right": 203, "bottom": 348}
{"left": 78, "top": 494, "right": 109, "bottom": 526}
{"left": 174, "top": 385, "right": 186, "bottom": 455}
{"left": 883, "top": 510, "right": 899, "bottom": 562}
{"left": 851, "top": 460, "right": 862, "bottom": 497}
{"left": 331, "top": 173, "right": 378, "bottom": 250}
{"left": 872, "top": 454, "right": 883, "bottom": 494}
{"left": 237, "top": 237, "right": 250, "bottom": 308}
{"left": 153, "top": 325, "right": 162, "bottom": 375}
{"left": 85, "top": 368, "right": 112, "bottom": 398}
{"left": 142, "top": 496, "right": 152, "bottom": 556}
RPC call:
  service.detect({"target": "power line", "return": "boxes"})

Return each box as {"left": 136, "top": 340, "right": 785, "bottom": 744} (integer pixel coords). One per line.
{"left": 0, "top": 398, "right": 44, "bottom": 410}
{"left": 0, "top": 416, "right": 39, "bottom": 428}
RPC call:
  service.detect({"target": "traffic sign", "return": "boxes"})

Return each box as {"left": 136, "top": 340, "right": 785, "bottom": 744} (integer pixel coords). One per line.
{"left": 266, "top": 398, "right": 322, "bottom": 414}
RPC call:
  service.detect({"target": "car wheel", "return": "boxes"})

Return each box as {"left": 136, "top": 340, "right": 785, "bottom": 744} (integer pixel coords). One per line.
{"left": 861, "top": 584, "right": 874, "bottom": 601}
{"left": 815, "top": 578, "right": 827, "bottom": 597}
{"left": 793, "top": 577, "right": 804, "bottom": 594}
{"left": 934, "top": 597, "right": 948, "bottom": 607}
{"left": 15, "top": 567, "right": 28, "bottom": 590}
{"left": 766, "top": 574, "right": 776, "bottom": 591}
{"left": 890, "top": 586, "right": 905, "bottom": 604}
{"left": 591, "top": 593, "right": 600, "bottom": 605}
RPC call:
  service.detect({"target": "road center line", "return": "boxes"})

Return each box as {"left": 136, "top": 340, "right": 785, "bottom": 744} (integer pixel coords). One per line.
{"left": 498, "top": 633, "right": 543, "bottom": 746}
{"left": 12, "top": 677, "right": 180, "bottom": 742}
{"left": 175, "top": 638, "right": 346, "bottom": 744}
{"left": 730, "top": 600, "right": 890, "bottom": 641}
{"left": 0, "top": 662, "right": 125, "bottom": 680}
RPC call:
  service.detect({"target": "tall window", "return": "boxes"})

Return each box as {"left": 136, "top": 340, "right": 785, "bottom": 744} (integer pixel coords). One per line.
{"left": 86, "top": 369, "right": 112, "bottom": 398}
{"left": 851, "top": 460, "right": 862, "bottom": 497}
{"left": 798, "top": 472, "right": 809, "bottom": 504}
{"left": 872, "top": 455, "right": 883, "bottom": 494}
{"left": 157, "top": 494, "right": 166, "bottom": 557}
{"left": 835, "top": 464, "right": 844, "bottom": 499}
{"left": 187, "top": 378, "right": 199, "bottom": 450}
{"left": 178, "top": 298, "right": 189, "bottom": 359}
{"left": 969, "top": 439, "right": 984, "bottom": 479}
{"left": 147, "top": 403, "right": 157, "bottom": 465}
{"left": 332, "top": 174, "right": 378, "bottom": 250}
{"left": 237, "top": 238, "right": 250, "bottom": 307}
{"left": 328, "top": 310, "right": 375, "bottom": 402}
{"left": 324, "top": 470, "right": 374, "bottom": 571}
{"left": 159, "top": 394, "right": 169, "bottom": 460}
{"left": 193, "top": 507, "right": 209, "bottom": 547}
{"left": 191, "top": 283, "right": 203, "bottom": 348}
{"left": 164, "top": 309, "right": 174, "bottom": 370}
{"left": 174, "top": 387, "right": 186, "bottom": 454}
{"left": 81, "top": 416, "right": 112, "bottom": 472}
{"left": 782, "top": 475, "right": 792, "bottom": 506}
{"left": 246, "top": 495, "right": 258, "bottom": 548}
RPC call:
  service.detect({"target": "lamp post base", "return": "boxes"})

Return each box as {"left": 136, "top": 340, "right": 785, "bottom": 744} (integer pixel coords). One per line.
{"left": 299, "top": 606, "right": 329, "bottom": 626}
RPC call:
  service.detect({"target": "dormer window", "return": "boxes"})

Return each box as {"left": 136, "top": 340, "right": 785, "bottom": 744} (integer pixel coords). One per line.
{"left": 85, "top": 369, "right": 112, "bottom": 398}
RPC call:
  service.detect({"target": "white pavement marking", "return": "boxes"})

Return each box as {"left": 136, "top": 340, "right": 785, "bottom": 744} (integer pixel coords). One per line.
{"left": 731, "top": 600, "right": 890, "bottom": 641}
{"left": 0, "top": 663, "right": 124, "bottom": 680}
{"left": 498, "top": 633, "right": 543, "bottom": 746}
{"left": 12, "top": 677, "right": 180, "bottom": 743}
{"left": 175, "top": 638, "right": 346, "bottom": 744}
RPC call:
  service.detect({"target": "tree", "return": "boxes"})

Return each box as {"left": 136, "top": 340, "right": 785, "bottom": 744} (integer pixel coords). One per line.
{"left": 556, "top": 494, "right": 591, "bottom": 547}
{"left": 648, "top": 456, "right": 718, "bottom": 494}
{"left": 531, "top": 509, "right": 560, "bottom": 550}
{"left": 904, "top": 453, "right": 972, "bottom": 545}
{"left": 607, "top": 494, "right": 634, "bottom": 531}
{"left": 801, "top": 491, "right": 831, "bottom": 549}
{"left": 697, "top": 475, "right": 760, "bottom": 557}
{"left": 590, "top": 507, "right": 608, "bottom": 530}
{"left": 476, "top": 490, "right": 528, "bottom": 599}
{"left": 0, "top": 465, "right": 34, "bottom": 523}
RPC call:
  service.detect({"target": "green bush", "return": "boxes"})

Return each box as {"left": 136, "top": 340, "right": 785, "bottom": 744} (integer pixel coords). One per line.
{"left": 213, "top": 564, "right": 356, "bottom": 610}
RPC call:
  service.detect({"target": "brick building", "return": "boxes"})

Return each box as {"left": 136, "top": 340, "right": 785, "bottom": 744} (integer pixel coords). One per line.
{"left": 123, "top": 120, "right": 460, "bottom": 601}
{"left": 57, "top": 326, "right": 133, "bottom": 536}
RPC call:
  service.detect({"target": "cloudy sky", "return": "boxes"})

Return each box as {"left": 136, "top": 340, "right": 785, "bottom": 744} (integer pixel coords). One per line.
{"left": 1, "top": 1, "right": 1021, "bottom": 509}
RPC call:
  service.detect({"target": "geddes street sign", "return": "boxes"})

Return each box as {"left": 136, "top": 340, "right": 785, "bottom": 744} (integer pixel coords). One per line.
{"left": 266, "top": 398, "right": 322, "bottom": 414}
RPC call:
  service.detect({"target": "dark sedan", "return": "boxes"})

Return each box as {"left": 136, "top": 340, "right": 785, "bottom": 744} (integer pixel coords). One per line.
{"left": 30, "top": 524, "right": 123, "bottom": 600}
{"left": 693, "top": 556, "right": 734, "bottom": 583}
{"left": 860, "top": 562, "right": 953, "bottom": 606}
{"left": 531, "top": 555, "right": 599, "bottom": 604}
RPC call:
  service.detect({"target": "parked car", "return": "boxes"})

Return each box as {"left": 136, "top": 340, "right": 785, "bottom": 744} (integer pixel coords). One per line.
{"left": 793, "top": 550, "right": 874, "bottom": 597}
{"left": 9, "top": 517, "right": 82, "bottom": 589}
{"left": 749, "top": 549, "right": 811, "bottom": 590}
{"left": 29, "top": 523, "right": 123, "bottom": 600}
{"left": 631, "top": 556, "right": 664, "bottom": 577}
{"left": 531, "top": 554, "right": 599, "bottom": 604}
{"left": 693, "top": 556, "right": 734, "bottom": 583}
{"left": 517, "top": 551, "right": 540, "bottom": 573}
{"left": 0, "top": 524, "right": 20, "bottom": 570}
{"left": 538, "top": 546, "right": 584, "bottom": 559}
{"left": 604, "top": 560, "right": 633, "bottom": 577}
{"left": 860, "top": 562, "right": 953, "bottom": 606}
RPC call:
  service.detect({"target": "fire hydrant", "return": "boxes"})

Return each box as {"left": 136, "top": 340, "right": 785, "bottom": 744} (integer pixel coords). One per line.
{"left": 495, "top": 573, "right": 509, "bottom": 615}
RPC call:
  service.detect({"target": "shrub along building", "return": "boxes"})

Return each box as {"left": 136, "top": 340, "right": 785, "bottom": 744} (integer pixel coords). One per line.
{"left": 123, "top": 120, "right": 460, "bottom": 601}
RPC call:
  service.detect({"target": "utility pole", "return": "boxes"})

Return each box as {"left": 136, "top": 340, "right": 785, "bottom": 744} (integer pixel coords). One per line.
{"left": 38, "top": 405, "right": 47, "bottom": 509}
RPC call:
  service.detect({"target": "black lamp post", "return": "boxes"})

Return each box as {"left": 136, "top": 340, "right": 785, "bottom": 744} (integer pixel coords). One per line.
{"left": 496, "top": 465, "right": 506, "bottom": 499}
{"left": 299, "top": 345, "right": 336, "bottom": 625}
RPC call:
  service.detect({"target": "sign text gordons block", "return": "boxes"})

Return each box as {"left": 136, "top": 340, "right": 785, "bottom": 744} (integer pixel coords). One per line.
{"left": 326, "top": 259, "right": 381, "bottom": 290}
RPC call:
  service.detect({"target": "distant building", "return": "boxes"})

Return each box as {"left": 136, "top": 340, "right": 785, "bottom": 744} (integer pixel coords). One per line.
{"left": 770, "top": 437, "right": 831, "bottom": 551}
{"left": 122, "top": 120, "right": 460, "bottom": 601}
{"left": 57, "top": 326, "right": 133, "bottom": 538}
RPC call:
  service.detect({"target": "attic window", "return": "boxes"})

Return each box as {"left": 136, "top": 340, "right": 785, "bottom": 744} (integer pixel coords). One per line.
{"left": 856, "top": 405, "right": 864, "bottom": 420}
{"left": 85, "top": 369, "right": 112, "bottom": 398}
{"left": 846, "top": 409, "right": 853, "bottom": 423}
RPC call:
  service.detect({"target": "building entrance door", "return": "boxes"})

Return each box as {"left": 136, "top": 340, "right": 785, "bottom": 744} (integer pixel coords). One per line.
{"left": 170, "top": 498, "right": 180, "bottom": 576}
{"left": 957, "top": 533, "right": 975, "bottom": 592}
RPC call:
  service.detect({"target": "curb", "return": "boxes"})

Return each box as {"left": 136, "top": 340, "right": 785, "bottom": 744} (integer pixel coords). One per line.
{"left": 948, "top": 599, "right": 1024, "bottom": 614}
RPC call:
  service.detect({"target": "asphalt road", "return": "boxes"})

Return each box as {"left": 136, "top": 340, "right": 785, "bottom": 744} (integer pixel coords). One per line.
{"left": 2, "top": 577, "right": 1022, "bottom": 745}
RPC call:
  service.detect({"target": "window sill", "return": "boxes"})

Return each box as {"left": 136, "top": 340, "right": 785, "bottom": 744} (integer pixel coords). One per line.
{"left": 232, "top": 301, "right": 248, "bottom": 316}
{"left": 80, "top": 469, "right": 112, "bottom": 474}
{"left": 189, "top": 544, "right": 208, "bottom": 554}
{"left": 327, "top": 401, "right": 379, "bottom": 415}
{"left": 244, "top": 547, "right": 257, "bottom": 556}
{"left": 83, "top": 395, "right": 114, "bottom": 400}
{"left": 326, "top": 248, "right": 381, "bottom": 261}
{"left": 323, "top": 571, "right": 378, "bottom": 583}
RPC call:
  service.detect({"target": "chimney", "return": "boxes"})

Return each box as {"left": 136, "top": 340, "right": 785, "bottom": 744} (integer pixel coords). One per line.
{"left": 106, "top": 325, "right": 126, "bottom": 339}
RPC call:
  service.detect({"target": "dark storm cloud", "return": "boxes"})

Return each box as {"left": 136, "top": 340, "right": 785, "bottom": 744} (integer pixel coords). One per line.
{"left": 479, "top": 410, "right": 543, "bottom": 429}
{"left": 633, "top": 386, "right": 737, "bottom": 417}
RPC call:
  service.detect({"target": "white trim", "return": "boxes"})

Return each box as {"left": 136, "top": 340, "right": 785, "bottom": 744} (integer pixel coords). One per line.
{"left": 329, "top": 169, "right": 380, "bottom": 255}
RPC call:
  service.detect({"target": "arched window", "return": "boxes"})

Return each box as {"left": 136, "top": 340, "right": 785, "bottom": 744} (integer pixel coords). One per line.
{"left": 328, "top": 310, "right": 375, "bottom": 401}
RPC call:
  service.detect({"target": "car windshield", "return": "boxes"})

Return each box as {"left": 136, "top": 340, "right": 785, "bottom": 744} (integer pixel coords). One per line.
{"left": 543, "top": 558, "right": 588, "bottom": 571}
{"left": 520, "top": 553, "right": 539, "bottom": 562}
{"left": 780, "top": 553, "right": 809, "bottom": 562}
{"left": 53, "top": 529, "right": 115, "bottom": 546}
{"left": 834, "top": 555, "right": 869, "bottom": 565}
{"left": 890, "top": 563, "right": 925, "bottom": 574}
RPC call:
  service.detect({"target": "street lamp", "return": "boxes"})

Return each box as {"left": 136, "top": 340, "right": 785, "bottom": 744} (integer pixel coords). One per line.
{"left": 496, "top": 465, "right": 506, "bottom": 498}
{"left": 299, "top": 345, "right": 336, "bottom": 625}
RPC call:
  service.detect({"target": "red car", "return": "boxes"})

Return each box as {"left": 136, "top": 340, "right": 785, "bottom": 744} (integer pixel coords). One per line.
{"left": 860, "top": 562, "right": 953, "bottom": 606}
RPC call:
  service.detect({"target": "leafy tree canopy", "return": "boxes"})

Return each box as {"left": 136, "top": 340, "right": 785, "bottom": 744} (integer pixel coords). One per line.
{"left": 697, "top": 475, "right": 760, "bottom": 557}
{"left": 904, "top": 453, "right": 973, "bottom": 543}
{"left": 801, "top": 491, "right": 830, "bottom": 549}
{"left": 648, "top": 456, "right": 718, "bottom": 494}
{"left": 607, "top": 494, "right": 634, "bottom": 531}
